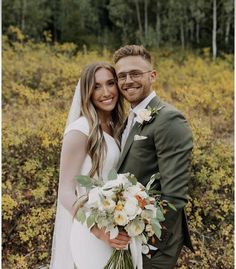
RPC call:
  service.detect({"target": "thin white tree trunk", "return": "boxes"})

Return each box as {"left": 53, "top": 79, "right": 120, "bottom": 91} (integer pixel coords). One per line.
{"left": 52, "top": 0, "right": 58, "bottom": 42}
{"left": 21, "top": 0, "right": 26, "bottom": 32}
{"left": 144, "top": 0, "right": 149, "bottom": 39}
{"left": 196, "top": 21, "right": 200, "bottom": 44}
{"left": 156, "top": 0, "right": 161, "bottom": 47}
{"left": 212, "top": 0, "right": 217, "bottom": 59}
{"left": 225, "top": 17, "right": 231, "bottom": 45}
{"left": 180, "top": 21, "right": 185, "bottom": 50}
{"left": 190, "top": 21, "right": 194, "bottom": 42}
{"left": 134, "top": 0, "right": 143, "bottom": 42}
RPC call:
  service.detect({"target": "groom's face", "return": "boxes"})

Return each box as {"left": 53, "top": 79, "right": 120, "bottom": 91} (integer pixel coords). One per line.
{"left": 115, "top": 56, "right": 156, "bottom": 108}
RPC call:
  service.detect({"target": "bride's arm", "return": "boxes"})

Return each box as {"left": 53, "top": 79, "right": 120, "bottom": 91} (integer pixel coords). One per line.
{"left": 59, "top": 129, "right": 130, "bottom": 249}
{"left": 58, "top": 130, "right": 87, "bottom": 216}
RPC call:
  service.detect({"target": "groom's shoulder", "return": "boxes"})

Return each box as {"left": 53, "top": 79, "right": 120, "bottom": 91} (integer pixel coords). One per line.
{"left": 152, "top": 97, "right": 185, "bottom": 123}
{"left": 161, "top": 101, "right": 183, "bottom": 116}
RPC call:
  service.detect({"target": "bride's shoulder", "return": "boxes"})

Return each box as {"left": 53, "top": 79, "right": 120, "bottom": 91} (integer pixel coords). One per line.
{"left": 64, "top": 116, "right": 89, "bottom": 136}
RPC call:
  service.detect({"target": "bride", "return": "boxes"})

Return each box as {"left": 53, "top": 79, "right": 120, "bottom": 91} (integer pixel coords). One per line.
{"left": 50, "top": 62, "right": 130, "bottom": 269}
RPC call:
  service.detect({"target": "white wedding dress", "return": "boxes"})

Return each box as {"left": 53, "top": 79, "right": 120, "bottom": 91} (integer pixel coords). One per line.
{"left": 67, "top": 117, "right": 120, "bottom": 269}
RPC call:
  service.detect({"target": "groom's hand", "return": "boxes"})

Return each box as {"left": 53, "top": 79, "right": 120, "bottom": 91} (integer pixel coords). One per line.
{"left": 91, "top": 226, "right": 130, "bottom": 249}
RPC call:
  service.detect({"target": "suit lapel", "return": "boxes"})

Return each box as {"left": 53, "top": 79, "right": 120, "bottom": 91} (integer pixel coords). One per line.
{"left": 117, "top": 96, "right": 162, "bottom": 171}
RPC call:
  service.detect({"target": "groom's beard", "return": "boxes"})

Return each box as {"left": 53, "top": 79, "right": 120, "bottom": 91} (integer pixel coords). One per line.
{"left": 120, "top": 82, "right": 142, "bottom": 100}
{"left": 121, "top": 82, "right": 141, "bottom": 92}
{"left": 120, "top": 81, "right": 149, "bottom": 106}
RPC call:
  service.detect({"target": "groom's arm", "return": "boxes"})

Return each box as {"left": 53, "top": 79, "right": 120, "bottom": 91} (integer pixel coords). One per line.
{"left": 154, "top": 108, "right": 193, "bottom": 246}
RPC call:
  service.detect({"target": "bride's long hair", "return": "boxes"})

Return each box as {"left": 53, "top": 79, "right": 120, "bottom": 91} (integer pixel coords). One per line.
{"left": 80, "top": 62, "right": 124, "bottom": 178}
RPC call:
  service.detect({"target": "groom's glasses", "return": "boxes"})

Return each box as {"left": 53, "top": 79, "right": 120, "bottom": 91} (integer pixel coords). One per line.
{"left": 117, "top": 70, "right": 152, "bottom": 82}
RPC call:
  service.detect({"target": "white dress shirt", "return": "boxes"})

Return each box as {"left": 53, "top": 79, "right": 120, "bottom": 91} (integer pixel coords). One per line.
{"left": 121, "top": 91, "right": 156, "bottom": 150}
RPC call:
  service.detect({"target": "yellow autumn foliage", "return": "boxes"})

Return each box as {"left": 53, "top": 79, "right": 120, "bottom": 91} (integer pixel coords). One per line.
{"left": 2, "top": 30, "right": 233, "bottom": 268}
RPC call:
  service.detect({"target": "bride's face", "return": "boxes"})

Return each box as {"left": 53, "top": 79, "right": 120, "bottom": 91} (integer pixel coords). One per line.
{"left": 91, "top": 68, "right": 119, "bottom": 114}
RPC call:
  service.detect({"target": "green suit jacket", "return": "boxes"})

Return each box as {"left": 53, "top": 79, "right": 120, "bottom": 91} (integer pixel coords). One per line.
{"left": 117, "top": 96, "right": 194, "bottom": 256}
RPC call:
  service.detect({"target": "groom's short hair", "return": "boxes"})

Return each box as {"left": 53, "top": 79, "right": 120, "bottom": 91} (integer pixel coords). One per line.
{"left": 113, "top": 45, "right": 151, "bottom": 64}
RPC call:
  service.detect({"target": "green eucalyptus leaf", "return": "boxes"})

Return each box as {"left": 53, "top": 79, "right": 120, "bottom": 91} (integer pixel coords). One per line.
{"left": 151, "top": 218, "right": 162, "bottom": 239}
{"left": 108, "top": 169, "right": 118, "bottom": 181}
{"left": 75, "top": 175, "right": 94, "bottom": 188}
{"left": 156, "top": 207, "right": 165, "bottom": 222}
{"left": 86, "top": 214, "right": 95, "bottom": 228}
{"left": 167, "top": 202, "right": 177, "bottom": 211}
{"left": 76, "top": 208, "right": 86, "bottom": 224}
{"left": 127, "top": 174, "right": 137, "bottom": 185}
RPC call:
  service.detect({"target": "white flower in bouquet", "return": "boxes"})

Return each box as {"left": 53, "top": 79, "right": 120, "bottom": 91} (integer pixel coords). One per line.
{"left": 123, "top": 184, "right": 147, "bottom": 200}
{"left": 101, "top": 183, "right": 115, "bottom": 197}
{"left": 125, "top": 218, "right": 145, "bottom": 237}
{"left": 124, "top": 196, "right": 142, "bottom": 220}
{"left": 141, "top": 208, "right": 156, "bottom": 221}
{"left": 114, "top": 209, "right": 129, "bottom": 226}
{"left": 101, "top": 173, "right": 131, "bottom": 197}
{"left": 145, "top": 203, "right": 157, "bottom": 214}
{"left": 100, "top": 198, "right": 116, "bottom": 212}
{"left": 108, "top": 226, "right": 119, "bottom": 240}
{"left": 103, "top": 173, "right": 130, "bottom": 189}
{"left": 145, "top": 223, "right": 155, "bottom": 237}
{"left": 86, "top": 187, "right": 101, "bottom": 207}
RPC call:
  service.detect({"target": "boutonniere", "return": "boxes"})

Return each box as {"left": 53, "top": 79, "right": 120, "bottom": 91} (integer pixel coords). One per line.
{"left": 136, "top": 105, "right": 165, "bottom": 126}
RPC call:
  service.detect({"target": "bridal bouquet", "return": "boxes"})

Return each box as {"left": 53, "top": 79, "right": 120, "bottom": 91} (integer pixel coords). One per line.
{"left": 75, "top": 170, "right": 172, "bottom": 269}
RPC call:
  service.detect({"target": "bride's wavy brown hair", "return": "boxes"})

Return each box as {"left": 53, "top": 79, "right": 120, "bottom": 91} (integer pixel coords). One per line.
{"left": 80, "top": 62, "right": 125, "bottom": 178}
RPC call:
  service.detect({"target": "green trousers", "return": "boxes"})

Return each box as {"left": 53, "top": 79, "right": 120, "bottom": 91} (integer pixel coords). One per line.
{"left": 142, "top": 237, "right": 184, "bottom": 269}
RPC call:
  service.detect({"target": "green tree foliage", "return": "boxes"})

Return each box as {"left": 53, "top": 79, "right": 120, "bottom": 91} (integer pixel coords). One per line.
{"left": 107, "top": 0, "right": 136, "bottom": 44}
{"left": 2, "top": 0, "right": 234, "bottom": 54}
{"left": 3, "top": 0, "right": 51, "bottom": 40}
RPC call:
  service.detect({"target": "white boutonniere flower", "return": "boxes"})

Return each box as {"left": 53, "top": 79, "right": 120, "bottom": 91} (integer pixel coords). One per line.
{"left": 136, "top": 105, "right": 165, "bottom": 126}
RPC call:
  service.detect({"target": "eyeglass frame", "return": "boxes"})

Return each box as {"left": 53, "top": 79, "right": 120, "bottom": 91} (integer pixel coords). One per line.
{"left": 117, "top": 70, "right": 152, "bottom": 82}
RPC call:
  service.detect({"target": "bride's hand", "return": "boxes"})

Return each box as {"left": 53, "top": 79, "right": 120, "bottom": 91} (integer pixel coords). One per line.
{"left": 91, "top": 226, "right": 130, "bottom": 249}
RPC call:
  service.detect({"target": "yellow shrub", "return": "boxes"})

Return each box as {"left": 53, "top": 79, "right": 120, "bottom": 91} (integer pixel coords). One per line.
{"left": 2, "top": 35, "right": 233, "bottom": 268}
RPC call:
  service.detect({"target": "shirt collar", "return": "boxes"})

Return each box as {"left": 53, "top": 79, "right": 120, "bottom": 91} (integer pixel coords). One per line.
{"left": 132, "top": 91, "right": 156, "bottom": 115}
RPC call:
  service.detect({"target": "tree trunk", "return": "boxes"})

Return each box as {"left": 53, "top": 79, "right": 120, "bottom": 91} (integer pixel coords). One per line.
{"left": 196, "top": 21, "right": 200, "bottom": 44}
{"left": 225, "top": 17, "right": 231, "bottom": 45}
{"left": 212, "top": 0, "right": 217, "bottom": 59}
{"left": 180, "top": 21, "right": 185, "bottom": 50}
{"left": 21, "top": 0, "right": 26, "bottom": 32}
{"left": 144, "top": 0, "right": 149, "bottom": 39}
{"left": 52, "top": 0, "right": 58, "bottom": 42}
{"left": 156, "top": 0, "right": 161, "bottom": 47}
{"left": 190, "top": 21, "right": 194, "bottom": 42}
{"left": 134, "top": 0, "right": 143, "bottom": 42}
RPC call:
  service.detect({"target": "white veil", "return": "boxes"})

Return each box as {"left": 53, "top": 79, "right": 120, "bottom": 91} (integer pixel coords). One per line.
{"left": 50, "top": 80, "right": 81, "bottom": 269}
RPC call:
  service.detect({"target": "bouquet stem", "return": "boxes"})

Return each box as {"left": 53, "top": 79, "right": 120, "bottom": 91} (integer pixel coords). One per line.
{"left": 104, "top": 248, "right": 134, "bottom": 269}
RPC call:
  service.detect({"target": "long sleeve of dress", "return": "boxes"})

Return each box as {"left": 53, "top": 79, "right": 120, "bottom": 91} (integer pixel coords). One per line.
{"left": 58, "top": 130, "right": 88, "bottom": 216}
{"left": 50, "top": 117, "right": 90, "bottom": 269}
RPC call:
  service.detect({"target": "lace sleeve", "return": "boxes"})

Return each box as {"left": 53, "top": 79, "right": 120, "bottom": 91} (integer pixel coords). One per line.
{"left": 58, "top": 130, "right": 88, "bottom": 216}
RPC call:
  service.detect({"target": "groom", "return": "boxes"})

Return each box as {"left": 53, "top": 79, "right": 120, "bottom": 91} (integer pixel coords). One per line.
{"left": 114, "top": 45, "right": 194, "bottom": 269}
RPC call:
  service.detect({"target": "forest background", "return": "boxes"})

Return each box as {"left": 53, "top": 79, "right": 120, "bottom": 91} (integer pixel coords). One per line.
{"left": 2, "top": 0, "right": 234, "bottom": 268}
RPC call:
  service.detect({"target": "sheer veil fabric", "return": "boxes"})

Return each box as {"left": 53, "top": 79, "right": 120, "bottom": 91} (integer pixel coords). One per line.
{"left": 49, "top": 81, "right": 82, "bottom": 269}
